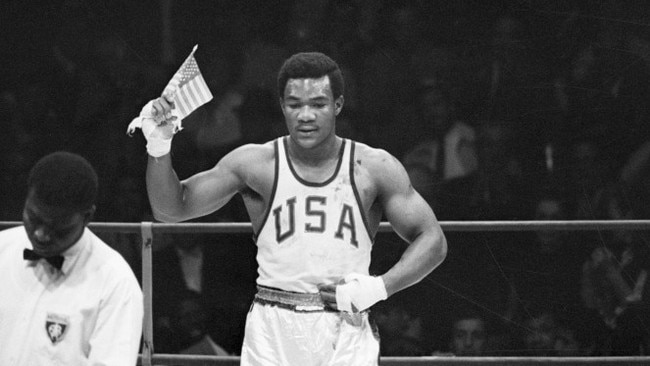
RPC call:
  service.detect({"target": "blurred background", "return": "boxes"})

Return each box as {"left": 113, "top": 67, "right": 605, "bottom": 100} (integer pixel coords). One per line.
{"left": 1, "top": 0, "right": 650, "bottom": 357}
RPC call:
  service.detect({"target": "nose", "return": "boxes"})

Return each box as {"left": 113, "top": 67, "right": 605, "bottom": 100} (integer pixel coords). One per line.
{"left": 34, "top": 226, "right": 51, "bottom": 242}
{"left": 297, "top": 105, "right": 315, "bottom": 122}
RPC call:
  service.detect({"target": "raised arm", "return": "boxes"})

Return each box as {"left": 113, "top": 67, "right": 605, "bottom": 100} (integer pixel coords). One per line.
{"left": 138, "top": 95, "right": 253, "bottom": 222}
{"left": 376, "top": 152, "right": 447, "bottom": 297}
{"left": 146, "top": 149, "right": 246, "bottom": 223}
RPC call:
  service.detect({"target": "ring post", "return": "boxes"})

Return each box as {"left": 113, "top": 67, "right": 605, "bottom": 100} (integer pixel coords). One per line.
{"left": 141, "top": 222, "right": 154, "bottom": 366}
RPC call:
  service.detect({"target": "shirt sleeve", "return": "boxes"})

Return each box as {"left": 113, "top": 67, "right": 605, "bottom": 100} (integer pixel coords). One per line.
{"left": 87, "top": 269, "right": 144, "bottom": 366}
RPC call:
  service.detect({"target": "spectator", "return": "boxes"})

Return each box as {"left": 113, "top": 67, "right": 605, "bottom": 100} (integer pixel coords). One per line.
{"left": 580, "top": 183, "right": 650, "bottom": 355}
{"left": 447, "top": 308, "right": 489, "bottom": 356}
{"left": 374, "top": 297, "right": 427, "bottom": 356}
{"left": 401, "top": 80, "right": 478, "bottom": 183}
{"left": 435, "top": 119, "right": 527, "bottom": 221}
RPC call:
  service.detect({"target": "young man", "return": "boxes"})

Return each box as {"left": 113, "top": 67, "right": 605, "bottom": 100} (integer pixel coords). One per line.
{"left": 449, "top": 311, "right": 488, "bottom": 356}
{"left": 138, "top": 52, "right": 447, "bottom": 365}
{"left": 0, "top": 151, "right": 144, "bottom": 365}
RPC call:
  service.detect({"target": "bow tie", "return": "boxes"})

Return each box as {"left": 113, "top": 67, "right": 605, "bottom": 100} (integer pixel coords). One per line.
{"left": 23, "top": 249, "right": 64, "bottom": 270}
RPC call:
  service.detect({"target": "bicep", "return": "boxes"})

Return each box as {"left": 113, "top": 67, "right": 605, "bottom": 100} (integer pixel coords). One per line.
{"left": 380, "top": 159, "right": 437, "bottom": 243}
{"left": 180, "top": 156, "right": 246, "bottom": 217}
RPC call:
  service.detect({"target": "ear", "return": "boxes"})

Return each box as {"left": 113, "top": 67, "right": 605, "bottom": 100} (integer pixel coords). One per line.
{"left": 83, "top": 205, "right": 96, "bottom": 226}
{"left": 334, "top": 96, "right": 344, "bottom": 116}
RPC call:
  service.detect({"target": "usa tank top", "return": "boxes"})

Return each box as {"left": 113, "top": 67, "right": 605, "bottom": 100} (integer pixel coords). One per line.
{"left": 255, "top": 136, "right": 373, "bottom": 293}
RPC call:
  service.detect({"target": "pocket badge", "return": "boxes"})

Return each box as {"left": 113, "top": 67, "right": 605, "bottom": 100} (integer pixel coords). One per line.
{"left": 45, "top": 313, "right": 69, "bottom": 344}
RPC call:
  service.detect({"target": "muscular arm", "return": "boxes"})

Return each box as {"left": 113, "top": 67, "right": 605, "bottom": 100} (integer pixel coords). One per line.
{"left": 374, "top": 151, "right": 447, "bottom": 297}
{"left": 319, "top": 147, "right": 447, "bottom": 311}
{"left": 146, "top": 146, "right": 253, "bottom": 222}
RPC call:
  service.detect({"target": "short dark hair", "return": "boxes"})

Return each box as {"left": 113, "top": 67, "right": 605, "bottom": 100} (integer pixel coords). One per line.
{"left": 27, "top": 151, "right": 98, "bottom": 211}
{"left": 277, "top": 52, "right": 344, "bottom": 100}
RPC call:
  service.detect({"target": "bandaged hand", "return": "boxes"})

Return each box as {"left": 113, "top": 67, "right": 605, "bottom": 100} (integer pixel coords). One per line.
{"left": 333, "top": 273, "right": 387, "bottom": 313}
{"left": 126, "top": 94, "right": 182, "bottom": 157}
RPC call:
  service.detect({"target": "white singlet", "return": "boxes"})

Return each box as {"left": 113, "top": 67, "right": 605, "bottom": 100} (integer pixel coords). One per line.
{"left": 241, "top": 137, "right": 380, "bottom": 366}
{"left": 254, "top": 136, "right": 373, "bottom": 293}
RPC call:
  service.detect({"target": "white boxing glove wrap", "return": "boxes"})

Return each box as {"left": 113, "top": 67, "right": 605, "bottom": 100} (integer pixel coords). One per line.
{"left": 126, "top": 99, "right": 181, "bottom": 158}
{"left": 335, "top": 273, "right": 388, "bottom": 313}
{"left": 142, "top": 117, "right": 173, "bottom": 158}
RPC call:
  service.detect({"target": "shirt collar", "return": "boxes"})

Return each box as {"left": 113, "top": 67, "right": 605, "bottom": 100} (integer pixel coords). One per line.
{"left": 58, "top": 228, "right": 90, "bottom": 275}
{"left": 24, "top": 229, "right": 89, "bottom": 275}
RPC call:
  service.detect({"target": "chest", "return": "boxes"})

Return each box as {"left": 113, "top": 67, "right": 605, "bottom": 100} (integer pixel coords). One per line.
{"left": 1, "top": 263, "right": 102, "bottom": 342}
{"left": 245, "top": 155, "right": 380, "bottom": 227}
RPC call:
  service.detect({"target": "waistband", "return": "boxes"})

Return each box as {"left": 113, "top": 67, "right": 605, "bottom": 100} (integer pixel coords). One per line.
{"left": 253, "top": 285, "right": 334, "bottom": 312}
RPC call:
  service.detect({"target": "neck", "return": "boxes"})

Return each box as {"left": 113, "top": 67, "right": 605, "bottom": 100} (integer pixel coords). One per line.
{"left": 287, "top": 135, "right": 341, "bottom": 167}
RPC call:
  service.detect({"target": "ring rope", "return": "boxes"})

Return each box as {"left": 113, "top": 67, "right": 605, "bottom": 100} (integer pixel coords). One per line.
{"left": 3, "top": 220, "right": 649, "bottom": 365}
{"left": 4, "top": 220, "right": 650, "bottom": 233}
{"left": 139, "top": 354, "right": 650, "bottom": 365}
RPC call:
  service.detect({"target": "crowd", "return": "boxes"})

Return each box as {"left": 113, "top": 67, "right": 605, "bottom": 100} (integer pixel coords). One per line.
{"left": 1, "top": 0, "right": 649, "bottom": 357}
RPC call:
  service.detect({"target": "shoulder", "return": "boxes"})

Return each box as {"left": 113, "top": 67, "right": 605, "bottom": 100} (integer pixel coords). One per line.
{"left": 0, "top": 225, "right": 25, "bottom": 240}
{"left": 353, "top": 141, "right": 398, "bottom": 167}
{"left": 0, "top": 226, "right": 26, "bottom": 257}
{"left": 0, "top": 226, "right": 26, "bottom": 246}
{"left": 218, "top": 140, "right": 277, "bottom": 170}
{"left": 232, "top": 140, "right": 277, "bottom": 158}
{"left": 88, "top": 231, "right": 141, "bottom": 288}
{"left": 352, "top": 141, "right": 407, "bottom": 184}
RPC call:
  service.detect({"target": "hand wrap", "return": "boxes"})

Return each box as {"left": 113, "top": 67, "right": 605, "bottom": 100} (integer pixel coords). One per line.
{"left": 126, "top": 99, "right": 182, "bottom": 157}
{"left": 335, "top": 273, "right": 387, "bottom": 313}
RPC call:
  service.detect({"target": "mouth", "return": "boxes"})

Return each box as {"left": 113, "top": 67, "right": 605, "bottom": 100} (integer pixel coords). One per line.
{"left": 297, "top": 127, "right": 317, "bottom": 135}
{"left": 31, "top": 240, "right": 54, "bottom": 254}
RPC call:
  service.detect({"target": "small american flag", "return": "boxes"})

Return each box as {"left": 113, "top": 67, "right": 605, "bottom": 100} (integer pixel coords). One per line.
{"left": 165, "top": 45, "right": 213, "bottom": 120}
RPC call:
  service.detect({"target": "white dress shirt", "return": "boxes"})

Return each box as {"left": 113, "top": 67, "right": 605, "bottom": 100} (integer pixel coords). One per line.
{"left": 0, "top": 226, "right": 144, "bottom": 366}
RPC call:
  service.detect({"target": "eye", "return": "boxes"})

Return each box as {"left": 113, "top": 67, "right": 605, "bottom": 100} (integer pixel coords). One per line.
{"left": 286, "top": 103, "right": 300, "bottom": 109}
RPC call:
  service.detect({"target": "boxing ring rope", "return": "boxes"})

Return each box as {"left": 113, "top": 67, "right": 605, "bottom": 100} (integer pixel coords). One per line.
{"left": 2, "top": 220, "right": 649, "bottom": 366}
{"left": 140, "top": 354, "right": 650, "bottom": 366}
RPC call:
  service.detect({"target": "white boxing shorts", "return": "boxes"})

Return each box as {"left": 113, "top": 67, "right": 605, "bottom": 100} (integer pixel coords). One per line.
{"left": 240, "top": 286, "right": 380, "bottom": 366}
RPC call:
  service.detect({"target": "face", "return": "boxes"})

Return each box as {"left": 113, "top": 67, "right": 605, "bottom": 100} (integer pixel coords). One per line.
{"left": 22, "top": 189, "right": 92, "bottom": 257}
{"left": 452, "top": 318, "right": 487, "bottom": 356}
{"left": 281, "top": 76, "right": 343, "bottom": 150}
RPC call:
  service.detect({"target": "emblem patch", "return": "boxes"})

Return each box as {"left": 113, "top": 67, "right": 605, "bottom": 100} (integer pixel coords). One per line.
{"left": 45, "top": 313, "right": 69, "bottom": 344}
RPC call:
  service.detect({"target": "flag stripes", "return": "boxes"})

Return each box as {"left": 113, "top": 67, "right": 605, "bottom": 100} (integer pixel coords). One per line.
{"left": 164, "top": 45, "right": 213, "bottom": 120}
